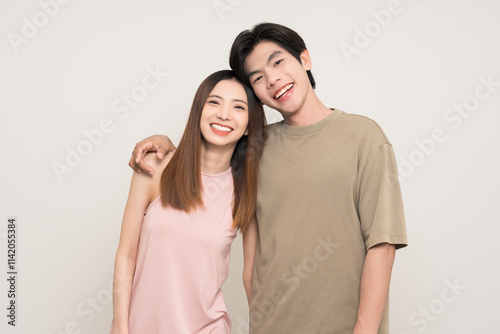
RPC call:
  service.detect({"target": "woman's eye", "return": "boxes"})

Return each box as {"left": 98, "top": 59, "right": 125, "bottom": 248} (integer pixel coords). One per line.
{"left": 235, "top": 105, "right": 246, "bottom": 110}
{"left": 208, "top": 100, "right": 219, "bottom": 105}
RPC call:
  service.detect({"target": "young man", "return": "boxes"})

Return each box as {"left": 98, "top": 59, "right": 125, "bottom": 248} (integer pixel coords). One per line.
{"left": 130, "top": 23, "right": 407, "bottom": 333}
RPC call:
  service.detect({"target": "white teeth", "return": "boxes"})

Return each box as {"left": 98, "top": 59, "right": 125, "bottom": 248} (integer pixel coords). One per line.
{"left": 274, "top": 83, "right": 294, "bottom": 99}
{"left": 210, "top": 124, "right": 232, "bottom": 132}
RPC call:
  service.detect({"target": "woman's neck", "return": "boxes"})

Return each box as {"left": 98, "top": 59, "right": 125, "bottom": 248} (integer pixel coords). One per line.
{"left": 200, "top": 144, "right": 234, "bottom": 174}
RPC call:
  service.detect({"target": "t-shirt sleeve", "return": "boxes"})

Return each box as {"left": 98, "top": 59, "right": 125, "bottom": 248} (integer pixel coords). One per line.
{"left": 357, "top": 143, "right": 408, "bottom": 250}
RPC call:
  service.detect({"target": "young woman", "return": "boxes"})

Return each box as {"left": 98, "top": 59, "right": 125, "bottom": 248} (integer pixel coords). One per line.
{"left": 111, "top": 70, "right": 266, "bottom": 334}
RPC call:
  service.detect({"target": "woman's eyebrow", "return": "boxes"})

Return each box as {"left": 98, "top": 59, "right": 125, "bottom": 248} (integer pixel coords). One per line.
{"left": 208, "top": 95, "right": 247, "bottom": 105}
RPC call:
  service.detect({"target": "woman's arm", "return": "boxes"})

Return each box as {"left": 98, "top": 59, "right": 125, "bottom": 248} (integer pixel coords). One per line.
{"left": 242, "top": 216, "right": 258, "bottom": 305}
{"left": 111, "top": 171, "right": 152, "bottom": 333}
{"left": 112, "top": 153, "right": 171, "bottom": 333}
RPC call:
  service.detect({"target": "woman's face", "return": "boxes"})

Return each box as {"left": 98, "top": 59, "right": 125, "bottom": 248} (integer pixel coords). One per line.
{"left": 199, "top": 78, "right": 249, "bottom": 151}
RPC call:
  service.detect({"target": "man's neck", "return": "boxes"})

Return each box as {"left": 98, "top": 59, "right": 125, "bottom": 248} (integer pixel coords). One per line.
{"left": 282, "top": 93, "right": 332, "bottom": 127}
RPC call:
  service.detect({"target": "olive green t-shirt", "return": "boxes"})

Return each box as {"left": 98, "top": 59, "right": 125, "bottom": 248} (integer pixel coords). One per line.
{"left": 250, "top": 109, "right": 408, "bottom": 334}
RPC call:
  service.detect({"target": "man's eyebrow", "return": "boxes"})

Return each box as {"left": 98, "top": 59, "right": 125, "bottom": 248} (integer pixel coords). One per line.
{"left": 267, "top": 50, "right": 282, "bottom": 65}
{"left": 247, "top": 69, "right": 259, "bottom": 79}
{"left": 246, "top": 50, "right": 283, "bottom": 79}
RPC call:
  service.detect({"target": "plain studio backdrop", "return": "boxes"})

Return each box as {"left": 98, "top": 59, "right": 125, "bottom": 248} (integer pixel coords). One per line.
{"left": 1, "top": 0, "right": 499, "bottom": 333}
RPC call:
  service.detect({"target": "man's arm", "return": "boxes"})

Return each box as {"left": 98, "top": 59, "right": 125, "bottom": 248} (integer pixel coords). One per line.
{"left": 353, "top": 243, "right": 395, "bottom": 334}
{"left": 128, "top": 135, "right": 176, "bottom": 174}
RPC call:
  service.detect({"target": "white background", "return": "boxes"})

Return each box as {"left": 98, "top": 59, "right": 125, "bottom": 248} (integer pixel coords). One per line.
{"left": 1, "top": 0, "right": 500, "bottom": 333}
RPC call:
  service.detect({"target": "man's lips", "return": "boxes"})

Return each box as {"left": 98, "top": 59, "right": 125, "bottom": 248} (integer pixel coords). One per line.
{"left": 274, "top": 83, "right": 294, "bottom": 99}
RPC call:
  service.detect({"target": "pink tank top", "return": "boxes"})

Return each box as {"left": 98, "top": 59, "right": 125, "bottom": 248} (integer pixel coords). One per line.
{"left": 128, "top": 168, "right": 237, "bottom": 334}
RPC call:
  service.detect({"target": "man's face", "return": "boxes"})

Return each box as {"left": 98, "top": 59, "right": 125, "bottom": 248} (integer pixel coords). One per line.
{"left": 243, "top": 41, "right": 312, "bottom": 118}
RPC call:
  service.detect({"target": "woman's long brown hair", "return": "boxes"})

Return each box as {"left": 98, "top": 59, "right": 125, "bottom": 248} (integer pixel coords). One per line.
{"left": 160, "top": 70, "right": 267, "bottom": 233}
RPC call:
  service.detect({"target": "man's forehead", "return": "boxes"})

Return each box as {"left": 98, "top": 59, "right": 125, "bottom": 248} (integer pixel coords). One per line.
{"left": 244, "top": 41, "right": 288, "bottom": 70}
{"left": 248, "top": 41, "right": 285, "bottom": 58}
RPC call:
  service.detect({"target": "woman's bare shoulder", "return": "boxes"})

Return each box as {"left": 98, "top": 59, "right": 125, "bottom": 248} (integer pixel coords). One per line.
{"left": 143, "top": 151, "right": 175, "bottom": 176}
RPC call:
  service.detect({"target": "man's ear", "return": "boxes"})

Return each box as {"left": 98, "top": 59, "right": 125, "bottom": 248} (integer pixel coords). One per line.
{"left": 300, "top": 49, "right": 312, "bottom": 71}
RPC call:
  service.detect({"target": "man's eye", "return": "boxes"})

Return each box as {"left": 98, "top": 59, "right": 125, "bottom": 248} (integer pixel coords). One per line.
{"left": 253, "top": 76, "right": 263, "bottom": 84}
{"left": 274, "top": 59, "right": 283, "bottom": 66}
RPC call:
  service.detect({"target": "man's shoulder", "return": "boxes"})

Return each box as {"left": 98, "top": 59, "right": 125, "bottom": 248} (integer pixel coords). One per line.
{"left": 267, "top": 120, "right": 284, "bottom": 129}
{"left": 335, "top": 111, "right": 391, "bottom": 144}
{"left": 264, "top": 109, "right": 390, "bottom": 144}
{"left": 265, "top": 120, "right": 285, "bottom": 137}
{"left": 338, "top": 111, "right": 384, "bottom": 131}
